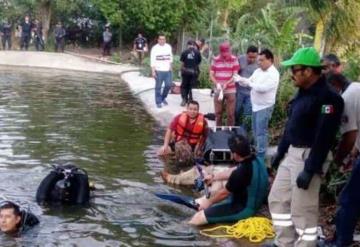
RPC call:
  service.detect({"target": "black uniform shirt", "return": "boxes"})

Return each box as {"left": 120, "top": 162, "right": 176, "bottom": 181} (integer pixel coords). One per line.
{"left": 21, "top": 22, "right": 32, "bottom": 35}
{"left": 180, "top": 47, "right": 202, "bottom": 69}
{"left": 134, "top": 37, "right": 147, "bottom": 50}
{"left": 277, "top": 75, "right": 344, "bottom": 174}
{"left": 2, "top": 24, "right": 12, "bottom": 36}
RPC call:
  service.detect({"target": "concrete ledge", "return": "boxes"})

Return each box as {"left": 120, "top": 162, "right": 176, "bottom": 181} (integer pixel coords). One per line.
{"left": 0, "top": 51, "right": 134, "bottom": 74}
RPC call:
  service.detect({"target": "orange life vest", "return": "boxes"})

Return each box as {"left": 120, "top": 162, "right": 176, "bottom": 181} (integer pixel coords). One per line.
{"left": 175, "top": 112, "right": 205, "bottom": 145}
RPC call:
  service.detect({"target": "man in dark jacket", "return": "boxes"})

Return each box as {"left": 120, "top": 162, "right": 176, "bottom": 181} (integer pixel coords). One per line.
{"left": 20, "top": 15, "right": 32, "bottom": 50}
{"left": 33, "top": 19, "right": 44, "bottom": 51}
{"left": 266, "top": 47, "right": 344, "bottom": 247}
{"left": 54, "top": 22, "right": 66, "bottom": 52}
{"left": 1, "top": 20, "right": 12, "bottom": 50}
{"left": 180, "top": 40, "right": 202, "bottom": 106}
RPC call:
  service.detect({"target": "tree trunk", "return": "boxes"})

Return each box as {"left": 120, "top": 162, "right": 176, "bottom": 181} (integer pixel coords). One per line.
{"left": 39, "top": 1, "right": 52, "bottom": 41}
{"left": 313, "top": 18, "right": 326, "bottom": 56}
{"left": 221, "top": 8, "right": 229, "bottom": 29}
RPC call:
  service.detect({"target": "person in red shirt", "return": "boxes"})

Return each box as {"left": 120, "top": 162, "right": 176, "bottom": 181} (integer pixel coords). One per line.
{"left": 157, "top": 100, "right": 208, "bottom": 157}
{"left": 210, "top": 42, "right": 240, "bottom": 126}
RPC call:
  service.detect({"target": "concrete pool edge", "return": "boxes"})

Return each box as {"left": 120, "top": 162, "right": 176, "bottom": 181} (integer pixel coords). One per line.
{"left": 0, "top": 51, "right": 134, "bottom": 75}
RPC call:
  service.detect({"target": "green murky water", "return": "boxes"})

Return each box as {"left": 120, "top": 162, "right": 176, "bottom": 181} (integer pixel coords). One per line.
{"left": 0, "top": 66, "right": 248, "bottom": 247}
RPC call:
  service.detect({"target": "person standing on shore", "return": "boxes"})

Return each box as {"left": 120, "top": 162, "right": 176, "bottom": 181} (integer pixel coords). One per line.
{"left": 20, "top": 15, "right": 32, "bottom": 51}
{"left": 33, "top": 19, "right": 44, "bottom": 51}
{"left": 234, "top": 46, "right": 258, "bottom": 129}
{"left": 150, "top": 33, "right": 173, "bottom": 109}
{"left": 180, "top": 40, "right": 202, "bottom": 106}
{"left": 133, "top": 33, "right": 148, "bottom": 65}
{"left": 210, "top": 42, "right": 239, "bottom": 126}
{"left": 1, "top": 20, "right": 12, "bottom": 50}
{"left": 235, "top": 49, "right": 279, "bottom": 159}
{"left": 54, "top": 22, "right": 66, "bottom": 52}
{"left": 325, "top": 73, "right": 360, "bottom": 247}
{"left": 102, "top": 26, "right": 112, "bottom": 56}
{"left": 265, "top": 47, "right": 344, "bottom": 247}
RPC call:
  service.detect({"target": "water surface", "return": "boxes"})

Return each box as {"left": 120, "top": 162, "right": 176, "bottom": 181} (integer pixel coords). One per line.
{"left": 0, "top": 67, "right": 248, "bottom": 247}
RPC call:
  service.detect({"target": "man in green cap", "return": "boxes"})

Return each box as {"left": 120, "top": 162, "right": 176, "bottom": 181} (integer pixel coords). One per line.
{"left": 265, "top": 47, "right": 344, "bottom": 247}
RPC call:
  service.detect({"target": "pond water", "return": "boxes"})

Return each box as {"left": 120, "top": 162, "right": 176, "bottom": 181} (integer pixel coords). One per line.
{"left": 0, "top": 67, "right": 250, "bottom": 247}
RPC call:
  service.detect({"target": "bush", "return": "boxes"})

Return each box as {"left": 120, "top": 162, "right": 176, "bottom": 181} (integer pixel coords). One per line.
{"left": 343, "top": 54, "right": 360, "bottom": 81}
{"left": 268, "top": 72, "right": 296, "bottom": 144}
{"left": 111, "top": 52, "right": 121, "bottom": 63}
{"left": 197, "top": 58, "right": 212, "bottom": 89}
{"left": 270, "top": 72, "right": 296, "bottom": 127}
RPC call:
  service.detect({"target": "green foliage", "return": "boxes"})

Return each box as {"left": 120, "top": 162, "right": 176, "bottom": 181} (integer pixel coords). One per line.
{"left": 343, "top": 54, "right": 360, "bottom": 82}
{"left": 232, "top": 3, "right": 312, "bottom": 62}
{"left": 197, "top": 58, "right": 212, "bottom": 89}
{"left": 323, "top": 161, "right": 350, "bottom": 202}
{"left": 111, "top": 52, "right": 121, "bottom": 63}
{"left": 270, "top": 72, "right": 296, "bottom": 127}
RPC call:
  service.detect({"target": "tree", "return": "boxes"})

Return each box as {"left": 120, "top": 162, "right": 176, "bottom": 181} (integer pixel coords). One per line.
{"left": 232, "top": 3, "right": 312, "bottom": 63}
{"left": 283, "top": 0, "right": 360, "bottom": 54}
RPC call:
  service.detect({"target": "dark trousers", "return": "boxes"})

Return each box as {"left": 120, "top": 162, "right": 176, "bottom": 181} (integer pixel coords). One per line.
{"left": 136, "top": 50, "right": 144, "bottom": 64}
{"left": 181, "top": 73, "right": 196, "bottom": 102}
{"left": 55, "top": 38, "right": 65, "bottom": 52}
{"left": 20, "top": 34, "right": 30, "bottom": 50}
{"left": 235, "top": 84, "right": 252, "bottom": 129}
{"left": 103, "top": 41, "right": 111, "bottom": 56}
{"left": 335, "top": 158, "right": 360, "bottom": 246}
{"left": 35, "top": 37, "right": 44, "bottom": 51}
{"left": 2, "top": 35, "right": 11, "bottom": 50}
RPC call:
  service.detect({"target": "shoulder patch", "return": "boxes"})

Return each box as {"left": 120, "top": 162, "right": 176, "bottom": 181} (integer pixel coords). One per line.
{"left": 321, "top": 105, "right": 334, "bottom": 114}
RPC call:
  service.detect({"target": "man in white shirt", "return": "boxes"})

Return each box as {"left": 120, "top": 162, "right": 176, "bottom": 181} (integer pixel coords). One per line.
{"left": 327, "top": 73, "right": 360, "bottom": 247}
{"left": 235, "top": 49, "right": 279, "bottom": 159}
{"left": 150, "top": 33, "right": 173, "bottom": 108}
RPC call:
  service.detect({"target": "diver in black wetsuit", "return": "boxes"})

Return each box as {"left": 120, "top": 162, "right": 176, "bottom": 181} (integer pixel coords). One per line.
{"left": 0, "top": 201, "right": 39, "bottom": 235}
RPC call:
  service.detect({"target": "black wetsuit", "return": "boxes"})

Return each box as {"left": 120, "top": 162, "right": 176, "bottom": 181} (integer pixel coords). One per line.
{"left": 19, "top": 210, "right": 39, "bottom": 233}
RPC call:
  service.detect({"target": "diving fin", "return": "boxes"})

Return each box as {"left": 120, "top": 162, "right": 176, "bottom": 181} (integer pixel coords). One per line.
{"left": 155, "top": 193, "right": 199, "bottom": 210}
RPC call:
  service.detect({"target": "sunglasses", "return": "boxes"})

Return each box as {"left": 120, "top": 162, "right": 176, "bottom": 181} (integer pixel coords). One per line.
{"left": 291, "top": 67, "right": 305, "bottom": 74}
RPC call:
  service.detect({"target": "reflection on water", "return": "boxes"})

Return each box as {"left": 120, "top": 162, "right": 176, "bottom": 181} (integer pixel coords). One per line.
{"left": 0, "top": 67, "right": 232, "bottom": 247}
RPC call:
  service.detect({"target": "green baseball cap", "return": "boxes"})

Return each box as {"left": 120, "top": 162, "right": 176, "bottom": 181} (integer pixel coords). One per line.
{"left": 281, "top": 47, "right": 322, "bottom": 67}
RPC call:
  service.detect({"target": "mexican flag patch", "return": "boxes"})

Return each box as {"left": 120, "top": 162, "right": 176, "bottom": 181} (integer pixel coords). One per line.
{"left": 321, "top": 105, "right": 334, "bottom": 114}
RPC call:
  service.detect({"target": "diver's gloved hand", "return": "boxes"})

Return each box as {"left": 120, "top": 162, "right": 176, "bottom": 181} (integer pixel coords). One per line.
{"left": 271, "top": 154, "right": 283, "bottom": 170}
{"left": 296, "top": 170, "right": 313, "bottom": 190}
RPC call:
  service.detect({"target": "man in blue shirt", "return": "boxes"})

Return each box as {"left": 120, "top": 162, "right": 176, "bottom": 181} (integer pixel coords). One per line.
{"left": 235, "top": 46, "right": 258, "bottom": 129}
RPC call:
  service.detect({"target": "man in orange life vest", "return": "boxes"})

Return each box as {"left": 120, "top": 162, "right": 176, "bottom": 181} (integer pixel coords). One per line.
{"left": 158, "top": 100, "right": 208, "bottom": 157}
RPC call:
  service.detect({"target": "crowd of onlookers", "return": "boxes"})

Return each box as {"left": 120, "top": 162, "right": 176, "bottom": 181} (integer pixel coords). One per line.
{"left": 0, "top": 15, "right": 113, "bottom": 56}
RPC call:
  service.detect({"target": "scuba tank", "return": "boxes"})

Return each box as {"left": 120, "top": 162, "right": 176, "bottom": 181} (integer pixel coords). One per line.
{"left": 36, "top": 164, "right": 90, "bottom": 205}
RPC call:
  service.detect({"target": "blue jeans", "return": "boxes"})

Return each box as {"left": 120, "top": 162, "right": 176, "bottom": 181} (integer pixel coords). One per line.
{"left": 252, "top": 106, "right": 273, "bottom": 158}
{"left": 235, "top": 86, "right": 252, "bottom": 129}
{"left": 335, "top": 158, "right": 360, "bottom": 246}
{"left": 155, "top": 71, "right": 172, "bottom": 105}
